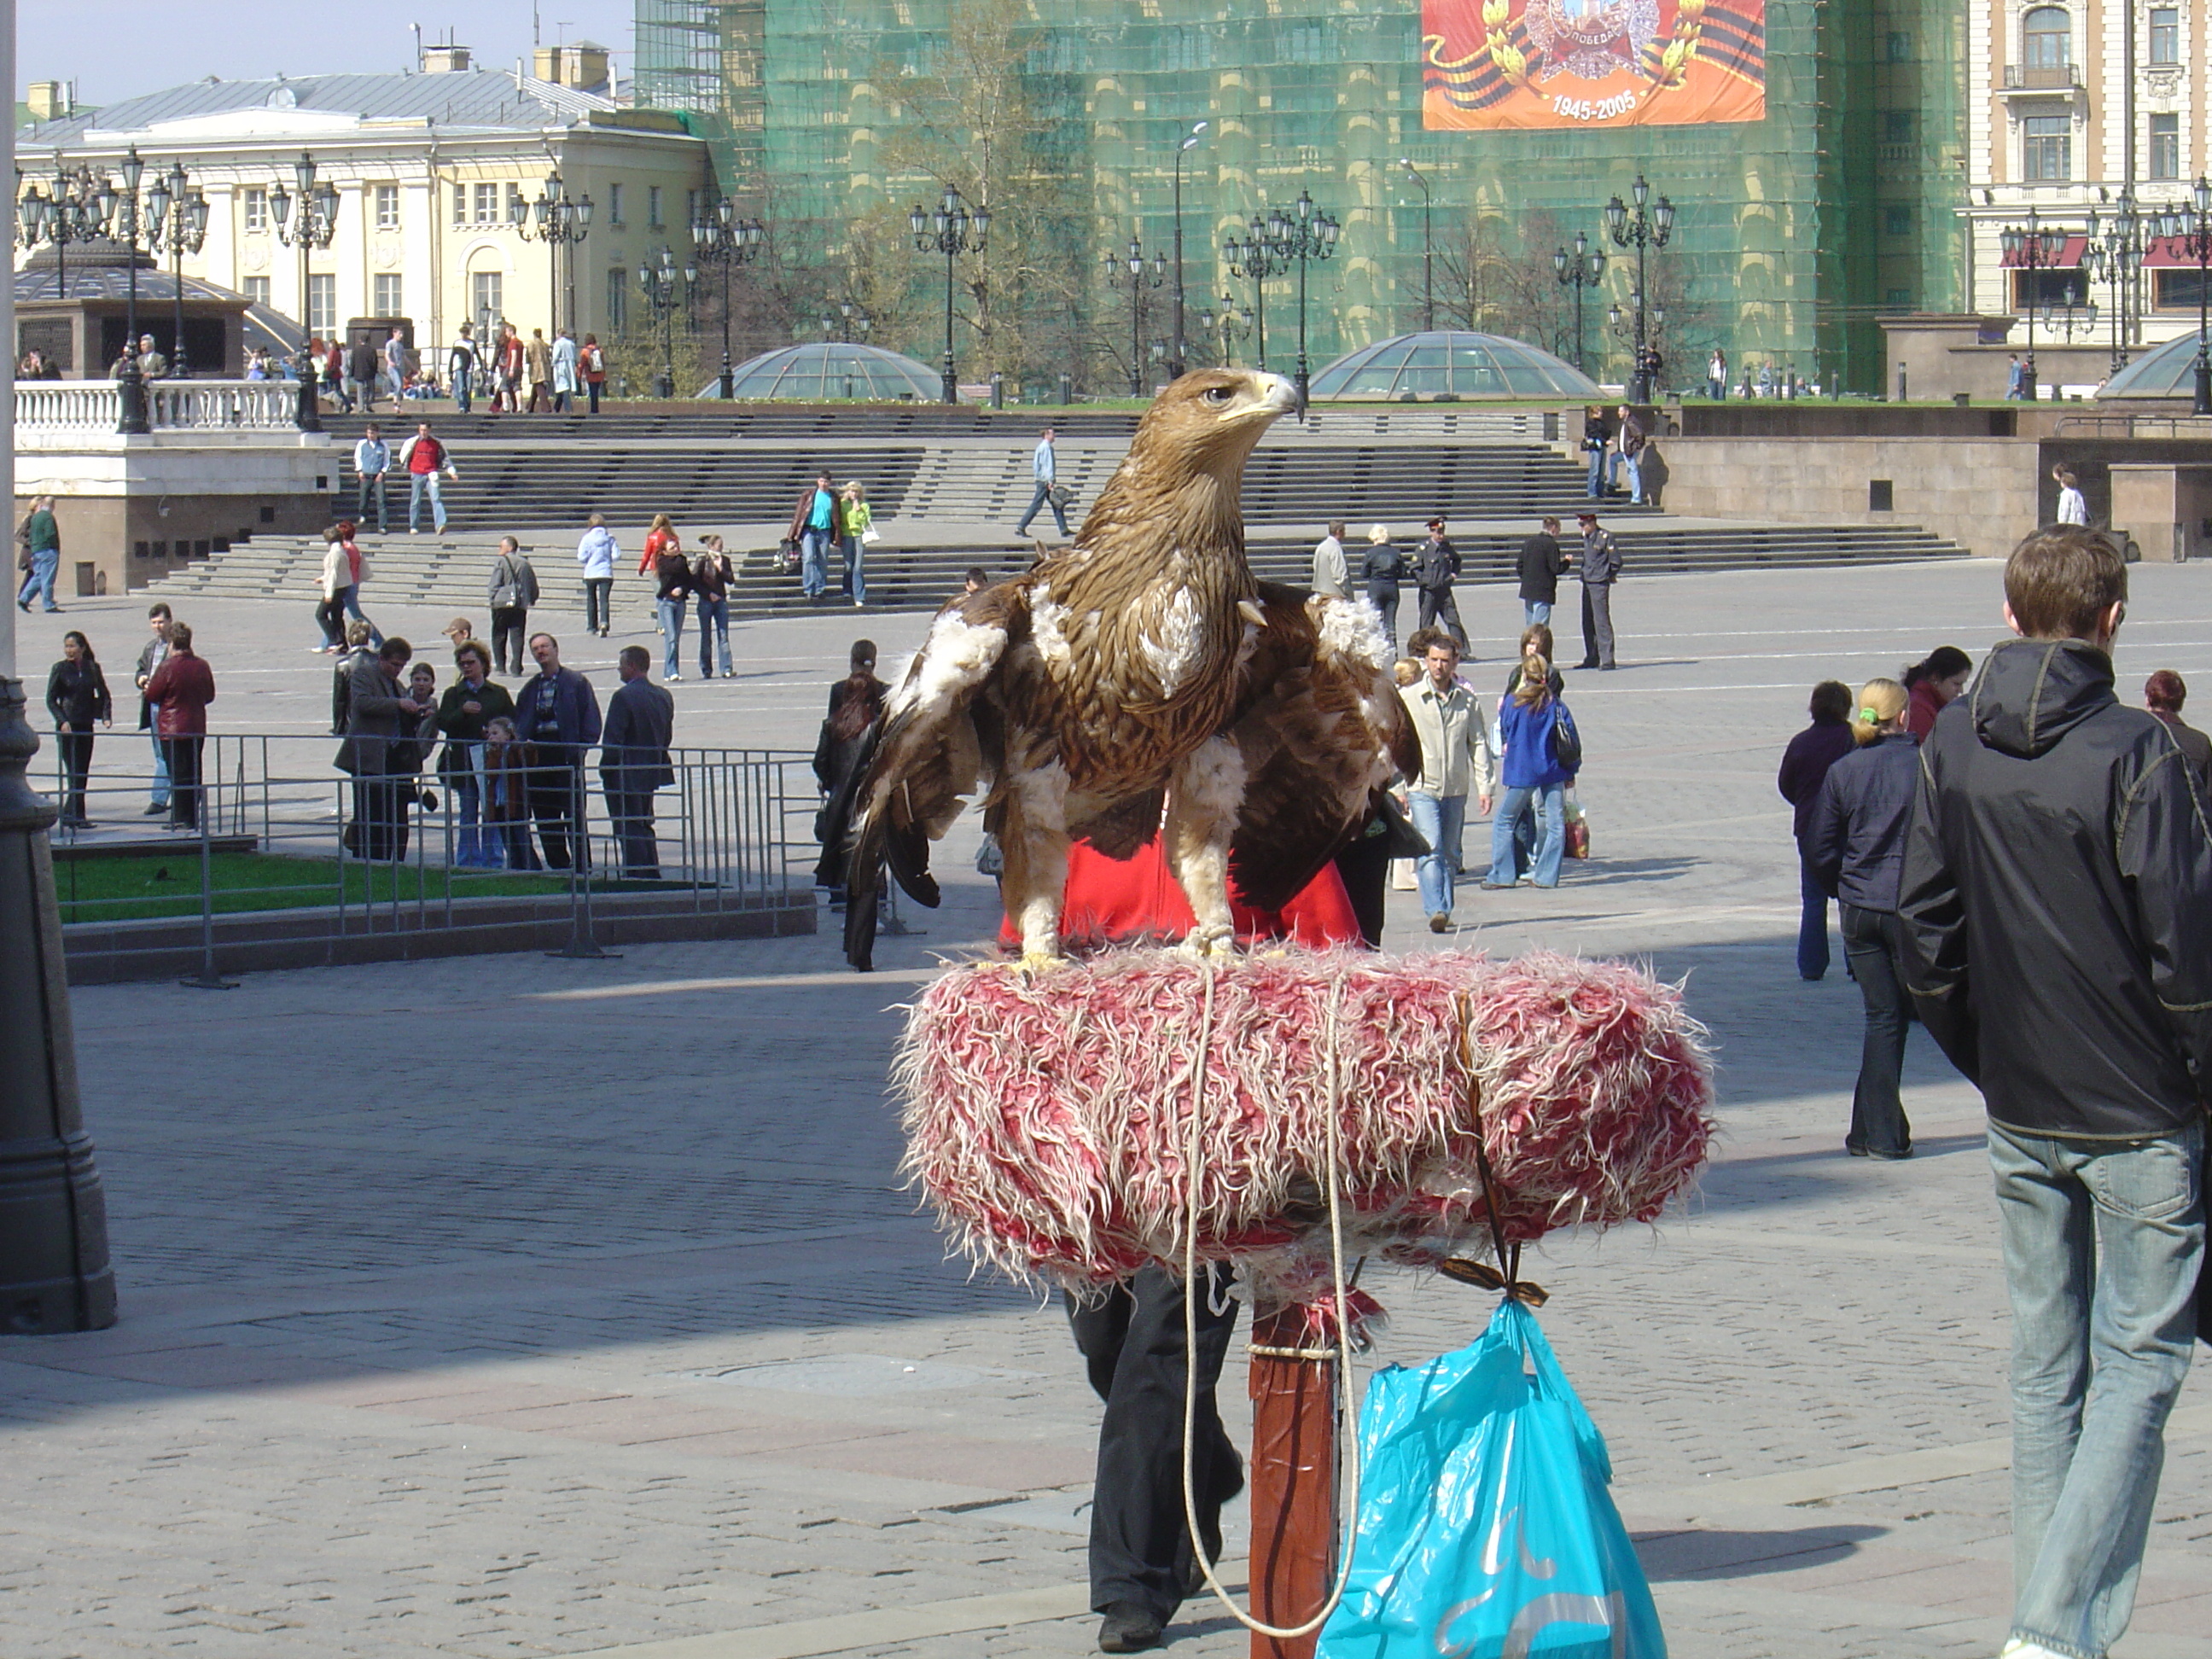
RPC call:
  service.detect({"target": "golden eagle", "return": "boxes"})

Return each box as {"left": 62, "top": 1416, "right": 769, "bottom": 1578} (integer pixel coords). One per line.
{"left": 844, "top": 369, "right": 1416, "bottom": 970}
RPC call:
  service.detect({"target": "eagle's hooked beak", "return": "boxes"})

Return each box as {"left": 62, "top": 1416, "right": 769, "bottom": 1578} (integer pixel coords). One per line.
{"left": 1254, "top": 372, "right": 1300, "bottom": 419}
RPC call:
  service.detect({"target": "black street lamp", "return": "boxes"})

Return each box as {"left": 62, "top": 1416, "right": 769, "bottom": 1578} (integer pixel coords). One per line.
{"left": 1170, "top": 121, "right": 1208, "bottom": 375}
{"left": 911, "top": 185, "right": 988, "bottom": 405}
{"left": 1999, "top": 207, "right": 2072, "bottom": 405}
{"left": 271, "top": 150, "right": 340, "bottom": 431}
{"left": 1551, "top": 231, "right": 1607, "bottom": 375}
{"left": 1602, "top": 173, "right": 1674, "bottom": 402}
{"left": 1228, "top": 191, "right": 1339, "bottom": 405}
{"left": 2038, "top": 280, "right": 2093, "bottom": 343}
{"left": 16, "top": 164, "right": 115, "bottom": 325}
{"left": 2083, "top": 191, "right": 2148, "bottom": 376}
{"left": 635, "top": 247, "right": 692, "bottom": 399}
{"left": 2151, "top": 178, "right": 2212, "bottom": 416}
{"left": 1105, "top": 232, "right": 1167, "bottom": 397}
{"left": 90, "top": 148, "right": 154, "bottom": 433}
{"left": 1199, "top": 294, "right": 1249, "bottom": 368}
{"left": 690, "top": 197, "right": 765, "bottom": 398}
{"left": 1607, "top": 292, "right": 1667, "bottom": 362}
{"left": 1398, "top": 156, "right": 1433, "bottom": 331}
{"left": 146, "top": 160, "right": 209, "bottom": 379}
{"left": 514, "top": 170, "right": 594, "bottom": 341}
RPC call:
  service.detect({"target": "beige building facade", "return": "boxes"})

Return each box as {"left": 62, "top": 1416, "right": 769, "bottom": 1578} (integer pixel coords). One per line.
{"left": 16, "top": 53, "right": 710, "bottom": 366}
{"left": 1967, "top": 0, "right": 2209, "bottom": 361}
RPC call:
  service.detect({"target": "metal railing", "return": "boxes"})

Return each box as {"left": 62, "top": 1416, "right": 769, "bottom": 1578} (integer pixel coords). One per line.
{"left": 41, "top": 734, "right": 818, "bottom": 981}
{"left": 2053, "top": 412, "right": 2212, "bottom": 438}
{"left": 2001, "top": 63, "right": 2086, "bottom": 90}
{"left": 14, "top": 379, "right": 303, "bottom": 433}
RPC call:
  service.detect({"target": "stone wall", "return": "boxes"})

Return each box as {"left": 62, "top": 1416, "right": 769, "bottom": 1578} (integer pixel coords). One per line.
{"left": 1657, "top": 434, "right": 2046, "bottom": 559}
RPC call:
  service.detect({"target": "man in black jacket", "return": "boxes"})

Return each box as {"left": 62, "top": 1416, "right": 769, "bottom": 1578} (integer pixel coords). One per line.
{"left": 1899, "top": 526, "right": 2209, "bottom": 1659}
{"left": 1516, "top": 516, "right": 1565, "bottom": 627}
{"left": 1412, "top": 517, "right": 1464, "bottom": 649}
{"left": 601, "top": 646, "right": 675, "bottom": 879}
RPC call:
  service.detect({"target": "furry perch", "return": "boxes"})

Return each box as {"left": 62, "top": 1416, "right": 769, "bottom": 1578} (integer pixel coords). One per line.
{"left": 895, "top": 949, "right": 1714, "bottom": 1307}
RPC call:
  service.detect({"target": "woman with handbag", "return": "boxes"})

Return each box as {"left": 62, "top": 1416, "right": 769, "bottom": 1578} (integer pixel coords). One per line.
{"left": 692, "top": 535, "right": 736, "bottom": 678}
{"left": 812, "top": 640, "right": 888, "bottom": 898}
{"left": 46, "top": 630, "right": 113, "bottom": 829}
{"left": 1485, "top": 655, "right": 1576, "bottom": 890}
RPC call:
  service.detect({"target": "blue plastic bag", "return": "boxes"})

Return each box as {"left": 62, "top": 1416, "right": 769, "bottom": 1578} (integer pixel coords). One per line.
{"left": 1318, "top": 1298, "right": 1666, "bottom": 1659}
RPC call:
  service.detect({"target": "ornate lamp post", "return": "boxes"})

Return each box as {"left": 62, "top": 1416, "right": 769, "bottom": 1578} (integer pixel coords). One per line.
{"left": 513, "top": 170, "right": 593, "bottom": 340}
{"left": 1279, "top": 191, "right": 1339, "bottom": 408}
{"left": 1602, "top": 173, "right": 1674, "bottom": 402}
{"left": 1398, "top": 156, "right": 1433, "bottom": 331}
{"left": 1998, "top": 207, "right": 2071, "bottom": 405}
{"left": 1105, "top": 232, "right": 1167, "bottom": 397}
{"left": 270, "top": 151, "right": 340, "bottom": 432}
{"left": 16, "top": 164, "right": 116, "bottom": 322}
{"left": 1170, "top": 121, "right": 1208, "bottom": 375}
{"left": 146, "top": 160, "right": 209, "bottom": 379}
{"left": 1552, "top": 231, "right": 1607, "bottom": 375}
{"left": 1199, "top": 295, "right": 1250, "bottom": 368}
{"left": 89, "top": 148, "right": 155, "bottom": 433}
{"left": 635, "top": 246, "right": 692, "bottom": 400}
{"left": 1607, "top": 294, "right": 1667, "bottom": 367}
{"left": 910, "top": 185, "right": 988, "bottom": 405}
{"left": 690, "top": 197, "right": 765, "bottom": 399}
{"left": 2083, "top": 192, "right": 2148, "bottom": 376}
{"left": 1224, "top": 217, "right": 1287, "bottom": 372}
{"left": 2152, "top": 178, "right": 2212, "bottom": 416}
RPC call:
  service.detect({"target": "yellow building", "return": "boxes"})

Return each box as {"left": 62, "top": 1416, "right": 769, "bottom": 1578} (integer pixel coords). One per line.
{"left": 15, "top": 48, "right": 710, "bottom": 368}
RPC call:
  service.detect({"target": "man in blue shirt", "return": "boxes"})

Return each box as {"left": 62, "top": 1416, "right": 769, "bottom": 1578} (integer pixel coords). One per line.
{"left": 1014, "top": 427, "right": 1070, "bottom": 538}
{"left": 786, "top": 472, "right": 846, "bottom": 601}
{"left": 512, "top": 632, "right": 602, "bottom": 870}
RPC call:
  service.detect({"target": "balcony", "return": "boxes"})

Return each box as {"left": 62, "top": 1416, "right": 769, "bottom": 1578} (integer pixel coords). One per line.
{"left": 2001, "top": 62, "right": 2086, "bottom": 91}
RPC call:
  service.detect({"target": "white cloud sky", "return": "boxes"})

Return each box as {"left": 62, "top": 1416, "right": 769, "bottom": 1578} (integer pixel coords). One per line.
{"left": 20, "top": 0, "right": 639, "bottom": 107}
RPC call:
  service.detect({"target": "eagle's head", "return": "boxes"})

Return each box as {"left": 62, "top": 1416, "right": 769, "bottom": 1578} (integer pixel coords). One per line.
{"left": 1131, "top": 368, "right": 1300, "bottom": 482}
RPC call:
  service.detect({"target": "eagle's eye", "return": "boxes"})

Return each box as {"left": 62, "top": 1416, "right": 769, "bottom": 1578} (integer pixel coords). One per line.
{"left": 1202, "top": 385, "right": 1235, "bottom": 405}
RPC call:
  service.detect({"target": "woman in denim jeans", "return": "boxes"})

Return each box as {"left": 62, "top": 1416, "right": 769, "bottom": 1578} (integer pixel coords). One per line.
{"left": 692, "top": 535, "right": 735, "bottom": 679}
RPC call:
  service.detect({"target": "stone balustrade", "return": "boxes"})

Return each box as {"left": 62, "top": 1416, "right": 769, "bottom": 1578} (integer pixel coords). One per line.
{"left": 14, "top": 379, "right": 304, "bottom": 433}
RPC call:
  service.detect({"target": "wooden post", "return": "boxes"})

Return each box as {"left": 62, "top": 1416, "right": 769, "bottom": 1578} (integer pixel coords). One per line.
{"left": 1246, "top": 1305, "right": 1336, "bottom": 1659}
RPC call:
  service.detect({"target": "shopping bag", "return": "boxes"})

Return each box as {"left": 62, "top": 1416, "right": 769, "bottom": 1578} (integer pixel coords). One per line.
{"left": 1318, "top": 1299, "right": 1665, "bottom": 1659}
{"left": 1563, "top": 795, "right": 1592, "bottom": 860}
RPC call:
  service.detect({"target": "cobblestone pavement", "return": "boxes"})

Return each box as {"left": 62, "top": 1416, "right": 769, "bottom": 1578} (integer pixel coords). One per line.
{"left": 5, "top": 561, "right": 2212, "bottom": 1656}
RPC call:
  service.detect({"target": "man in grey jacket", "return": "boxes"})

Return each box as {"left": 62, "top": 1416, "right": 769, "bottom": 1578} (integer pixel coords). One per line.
{"left": 339, "top": 637, "right": 429, "bottom": 862}
{"left": 601, "top": 644, "right": 676, "bottom": 879}
{"left": 487, "top": 537, "right": 540, "bottom": 677}
{"left": 1575, "top": 512, "right": 1621, "bottom": 672}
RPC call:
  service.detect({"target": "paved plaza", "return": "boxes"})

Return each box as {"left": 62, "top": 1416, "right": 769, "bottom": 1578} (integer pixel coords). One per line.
{"left": 5, "top": 559, "right": 2212, "bottom": 1657}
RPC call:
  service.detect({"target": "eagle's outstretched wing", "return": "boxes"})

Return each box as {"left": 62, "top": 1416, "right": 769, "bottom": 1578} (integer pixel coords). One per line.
{"left": 1224, "top": 583, "right": 1419, "bottom": 914}
{"left": 842, "top": 588, "right": 1023, "bottom": 969}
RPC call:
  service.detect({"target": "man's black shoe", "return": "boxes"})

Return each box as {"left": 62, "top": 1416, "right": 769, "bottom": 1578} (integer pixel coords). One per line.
{"left": 1098, "top": 1601, "right": 1164, "bottom": 1652}
{"left": 1576, "top": 660, "right": 1599, "bottom": 671}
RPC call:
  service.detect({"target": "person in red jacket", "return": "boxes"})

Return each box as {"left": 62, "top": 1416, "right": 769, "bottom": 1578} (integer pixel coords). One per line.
{"left": 143, "top": 620, "right": 216, "bottom": 830}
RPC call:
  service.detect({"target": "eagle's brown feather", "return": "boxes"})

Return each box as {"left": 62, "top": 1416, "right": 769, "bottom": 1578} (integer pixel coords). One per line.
{"left": 843, "top": 369, "right": 1410, "bottom": 969}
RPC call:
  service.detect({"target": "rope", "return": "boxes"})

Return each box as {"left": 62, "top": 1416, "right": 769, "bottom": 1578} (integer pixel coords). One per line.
{"left": 1181, "top": 962, "right": 1364, "bottom": 1639}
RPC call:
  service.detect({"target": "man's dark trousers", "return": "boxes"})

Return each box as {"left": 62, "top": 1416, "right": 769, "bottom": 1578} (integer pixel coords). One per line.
{"left": 492, "top": 607, "right": 528, "bottom": 677}
{"left": 1066, "top": 1265, "right": 1243, "bottom": 1624}
{"left": 531, "top": 762, "right": 588, "bottom": 871}
{"left": 605, "top": 785, "right": 661, "bottom": 879}
{"left": 355, "top": 474, "right": 387, "bottom": 533}
{"left": 1417, "top": 586, "right": 1465, "bottom": 649}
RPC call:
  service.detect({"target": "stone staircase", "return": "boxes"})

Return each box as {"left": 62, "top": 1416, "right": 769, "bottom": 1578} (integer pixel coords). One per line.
{"left": 148, "top": 519, "right": 1968, "bottom": 622}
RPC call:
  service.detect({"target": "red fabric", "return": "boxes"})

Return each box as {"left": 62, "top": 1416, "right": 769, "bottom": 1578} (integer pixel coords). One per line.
{"left": 144, "top": 652, "right": 216, "bottom": 736}
{"left": 1905, "top": 678, "right": 1945, "bottom": 741}
{"left": 407, "top": 435, "right": 444, "bottom": 474}
{"left": 344, "top": 540, "right": 362, "bottom": 585}
{"left": 639, "top": 526, "right": 678, "bottom": 576}
{"left": 994, "top": 838, "right": 1365, "bottom": 952}
{"left": 2000, "top": 235, "right": 2087, "bottom": 269}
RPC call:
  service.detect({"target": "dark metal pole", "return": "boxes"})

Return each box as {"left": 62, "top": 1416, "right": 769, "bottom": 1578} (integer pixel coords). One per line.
{"left": 0, "top": 678, "right": 118, "bottom": 1333}
{"left": 1423, "top": 192, "right": 1434, "bottom": 331}
{"left": 1295, "top": 244, "right": 1310, "bottom": 409}
{"left": 172, "top": 235, "right": 188, "bottom": 379}
{"left": 1172, "top": 156, "right": 1185, "bottom": 377}
{"left": 2196, "top": 238, "right": 2211, "bottom": 416}
{"left": 942, "top": 243, "right": 958, "bottom": 405}
{"left": 719, "top": 260, "right": 733, "bottom": 399}
{"left": 1633, "top": 235, "right": 1649, "bottom": 404}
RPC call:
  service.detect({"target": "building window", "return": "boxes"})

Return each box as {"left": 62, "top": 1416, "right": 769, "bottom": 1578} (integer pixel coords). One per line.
{"left": 243, "top": 187, "right": 268, "bottom": 234}
{"left": 2023, "top": 114, "right": 2071, "bottom": 182}
{"left": 648, "top": 185, "right": 663, "bottom": 227}
{"left": 1884, "top": 204, "right": 1913, "bottom": 236}
{"left": 506, "top": 183, "right": 526, "bottom": 225}
{"left": 2149, "top": 6, "right": 2180, "bottom": 64}
{"left": 2022, "top": 7, "right": 2071, "bottom": 69}
{"left": 606, "top": 272, "right": 626, "bottom": 329}
{"left": 2156, "top": 269, "right": 2209, "bottom": 310}
{"left": 1886, "top": 287, "right": 1913, "bottom": 306}
{"left": 1885, "top": 30, "right": 1912, "bottom": 61}
{"left": 473, "top": 271, "right": 504, "bottom": 329}
{"left": 307, "top": 273, "right": 336, "bottom": 336}
{"left": 374, "top": 184, "right": 399, "bottom": 230}
{"left": 2014, "top": 267, "right": 2084, "bottom": 309}
{"left": 374, "top": 274, "right": 405, "bottom": 316}
{"left": 243, "top": 276, "right": 271, "bottom": 306}
{"left": 2150, "top": 114, "right": 2181, "bottom": 181}
{"left": 474, "top": 183, "right": 499, "bottom": 224}
{"left": 608, "top": 182, "right": 624, "bottom": 225}
{"left": 1883, "top": 111, "right": 1914, "bottom": 143}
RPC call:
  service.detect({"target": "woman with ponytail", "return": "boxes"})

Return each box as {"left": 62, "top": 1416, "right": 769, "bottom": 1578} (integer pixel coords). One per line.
{"left": 1807, "top": 678, "right": 1921, "bottom": 1159}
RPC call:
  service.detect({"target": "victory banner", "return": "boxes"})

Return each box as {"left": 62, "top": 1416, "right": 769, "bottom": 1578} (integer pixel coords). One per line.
{"left": 1423, "top": 0, "right": 1767, "bottom": 131}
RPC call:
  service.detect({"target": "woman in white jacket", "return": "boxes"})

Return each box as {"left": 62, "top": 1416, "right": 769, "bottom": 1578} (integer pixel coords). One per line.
{"left": 317, "top": 523, "right": 381, "bottom": 654}
{"left": 576, "top": 513, "right": 619, "bottom": 637}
